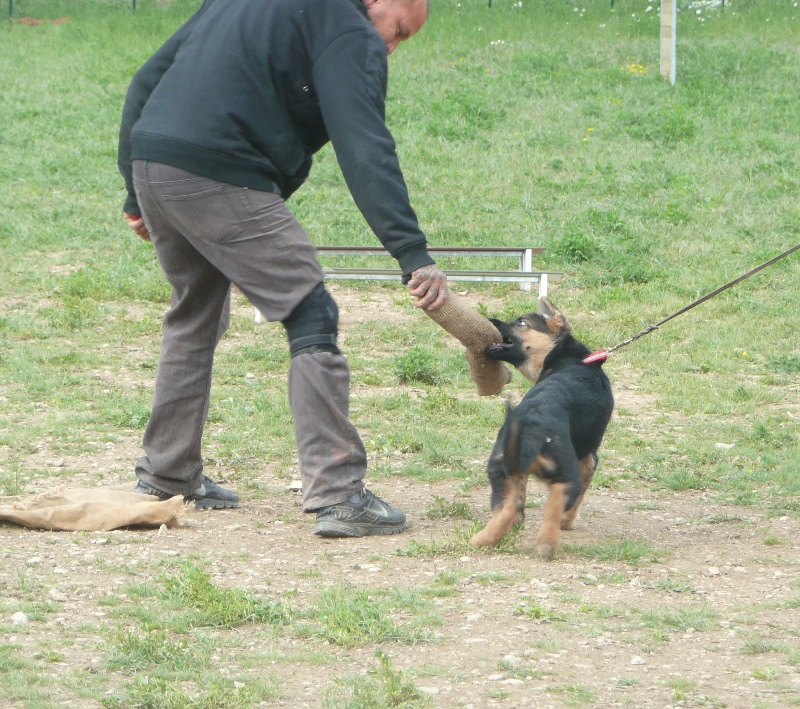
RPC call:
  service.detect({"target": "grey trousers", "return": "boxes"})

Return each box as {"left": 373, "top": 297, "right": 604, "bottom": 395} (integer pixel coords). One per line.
{"left": 132, "top": 161, "right": 366, "bottom": 510}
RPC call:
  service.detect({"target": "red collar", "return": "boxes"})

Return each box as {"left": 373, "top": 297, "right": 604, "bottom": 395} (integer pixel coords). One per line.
{"left": 582, "top": 350, "right": 609, "bottom": 366}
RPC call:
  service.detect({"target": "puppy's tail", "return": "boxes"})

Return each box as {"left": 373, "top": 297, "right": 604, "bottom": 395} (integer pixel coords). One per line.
{"left": 503, "top": 403, "right": 548, "bottom": 479}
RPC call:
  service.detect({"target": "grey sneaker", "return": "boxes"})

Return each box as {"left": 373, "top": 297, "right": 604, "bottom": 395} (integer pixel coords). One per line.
{"left": 134, "top": 475, "right": 239, "bottom": 510}
{"left": 315, "top": 489, "right": 406, "bottom": 537}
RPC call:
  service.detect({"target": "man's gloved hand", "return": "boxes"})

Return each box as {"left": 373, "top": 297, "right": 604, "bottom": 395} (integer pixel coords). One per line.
{"left": 408, "top": 264, "right": 449, "bottom": 311}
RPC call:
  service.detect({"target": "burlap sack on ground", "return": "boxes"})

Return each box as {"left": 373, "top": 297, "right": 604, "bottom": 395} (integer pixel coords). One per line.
{"left": 0, "top": 484, "right": 185, "bottom": 532}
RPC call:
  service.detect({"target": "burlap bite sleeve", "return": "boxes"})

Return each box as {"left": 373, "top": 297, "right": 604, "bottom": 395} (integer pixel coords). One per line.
{"left": 423, "top": 292, "right": 511, "bottom": 396}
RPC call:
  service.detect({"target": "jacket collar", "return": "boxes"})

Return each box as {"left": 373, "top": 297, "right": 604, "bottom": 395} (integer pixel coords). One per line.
{"left": 351, "top": 0, "right": 369, "bottom": 19}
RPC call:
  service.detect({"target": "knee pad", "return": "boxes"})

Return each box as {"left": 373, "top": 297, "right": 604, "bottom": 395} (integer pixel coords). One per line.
{"left": 282, "top": 282, "right": 341, "bottom": 357}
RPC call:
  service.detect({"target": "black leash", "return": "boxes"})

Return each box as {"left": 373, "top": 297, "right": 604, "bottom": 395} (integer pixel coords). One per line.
{"left": 583, "top": 242, "right": 800, "bottom": 365}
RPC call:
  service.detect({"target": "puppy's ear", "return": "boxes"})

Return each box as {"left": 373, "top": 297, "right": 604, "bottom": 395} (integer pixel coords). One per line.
{"left": 537, "top": 297, "right": 561, "bottom": 319}
{"left": 537, "top": 298, "right": 569, "bottom": 335}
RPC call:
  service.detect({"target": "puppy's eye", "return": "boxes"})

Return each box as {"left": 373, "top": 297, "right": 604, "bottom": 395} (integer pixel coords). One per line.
{"left": 516, "top": 319, "right": 529, "bottom": 328}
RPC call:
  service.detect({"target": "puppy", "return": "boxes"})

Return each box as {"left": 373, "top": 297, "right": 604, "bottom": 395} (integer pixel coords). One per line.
{"left": 470, "top": 299, "right": 614, "bottom": 560}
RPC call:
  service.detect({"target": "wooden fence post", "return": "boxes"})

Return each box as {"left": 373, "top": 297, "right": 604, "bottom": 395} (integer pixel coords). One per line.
{"left": 660, "top": 0, "right": 677, "bottom": 84}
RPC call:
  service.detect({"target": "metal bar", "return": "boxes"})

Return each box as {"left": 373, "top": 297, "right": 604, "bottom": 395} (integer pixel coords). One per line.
{"left": 322, "top": 268, "right": 560, "bottom": 284}
{"left": 316, "top": 246, "right": 544, "bottom": 256}
{"left": 255, "top": 247, "right": 556, "bottom": 322}
{"left": 520, "top": 247, "right": 533, "bottom": 293}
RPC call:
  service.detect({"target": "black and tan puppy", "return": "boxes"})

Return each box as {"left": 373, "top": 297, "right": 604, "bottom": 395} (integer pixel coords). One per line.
{"left": 470, "top": 299, "right": 614, "bottom": 560}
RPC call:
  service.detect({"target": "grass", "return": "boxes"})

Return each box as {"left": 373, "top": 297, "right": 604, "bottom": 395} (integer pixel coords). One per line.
{"left": 324, "top": 651, "right": 433, "bottom": 709}
{"left": 299, "top": 584, "right": 439, "bottom": 646}
{"left": 137, "top": 559, "right": 291, "bottom": 629}
{"left": 424, "top": 494, "right": 476, "bottom": 520}
{"left": 1, "top": 1, "right": 799, "bottom": 706}
{"left": 2, "top": 0, "right": 798, "bottom": 505}
{"left": 640, "top": 605, "right": 719, "bottom": 632}
{"left": 397, "top": 519, "right": 522, "bottom": 557}
{"left": 561, "top": 537, "right": 665, "bottom": 564}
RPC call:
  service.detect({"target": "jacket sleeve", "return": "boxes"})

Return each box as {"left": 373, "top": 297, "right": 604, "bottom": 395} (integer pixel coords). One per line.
{"left": 117, "top": 1, "right": 212, "bottom": 216}
{"left": 312, "top": 32, "right": 434, "bottom": 281}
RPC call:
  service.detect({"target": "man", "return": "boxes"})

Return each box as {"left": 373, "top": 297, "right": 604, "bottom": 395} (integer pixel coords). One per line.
{"left": 117, "top": 0, "right": 448, "bottom": 537}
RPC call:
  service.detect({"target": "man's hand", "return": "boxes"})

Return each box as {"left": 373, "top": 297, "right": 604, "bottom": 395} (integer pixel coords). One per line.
{"left": 408, "top": 264, "right": 449, "bottom": 311}
{"left": 124, "top": 213, "right": 151, "bottom": 241}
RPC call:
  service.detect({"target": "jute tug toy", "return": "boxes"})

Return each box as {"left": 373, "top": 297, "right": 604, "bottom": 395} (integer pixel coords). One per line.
{"left": 423, "top": 292, "right": 511, "bottom": 396}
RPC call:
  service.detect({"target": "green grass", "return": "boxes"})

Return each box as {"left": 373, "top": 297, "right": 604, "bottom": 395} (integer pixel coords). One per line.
{"left": 298, "top": 584, "right": 439, "bottom": 646}
{"left": 425, "top": 494, "right": 477, "bottom": 520}
{"left": 1, "top": 0, "right": 799, "bottom": 505}
{"left": 397, "top": 519, "right": 522, "bottom": 557}
{"left": 154, "top": 559, "right": 290, "bottom": 628}
{"left": 640, "top": 605, "right": 719, "bottom": 632}
{"left": 561, "top": 538, "right": 665, "bottom": 564}
{"left": 1, "top": 1, "right": 800, "bottom": 706}
{"left": 324, "top": 651, "right": 433, "bottom": 709}
{"left": 514, "top": 599, "right": 567, "bottom": 624}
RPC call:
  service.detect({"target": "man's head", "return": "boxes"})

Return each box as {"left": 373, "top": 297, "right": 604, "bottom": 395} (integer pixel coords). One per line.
{"left": 364, "top": 0, "right": 429, "bottom": 55}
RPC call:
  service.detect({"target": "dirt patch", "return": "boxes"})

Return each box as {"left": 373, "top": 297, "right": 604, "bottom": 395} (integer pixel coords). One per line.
{"left": 1, "top": 286, "right": 798, "bottom": 708}
{"left": 2, "top": 477, "right": 799, "bottom": 707}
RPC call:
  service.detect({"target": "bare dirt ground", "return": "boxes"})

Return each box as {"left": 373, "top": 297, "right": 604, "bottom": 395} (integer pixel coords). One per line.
{"left": 2, "top": 287, "right": 799, "bottom": 708}
{"left": 3, "top": 480, "right": 799, "bottom": 708}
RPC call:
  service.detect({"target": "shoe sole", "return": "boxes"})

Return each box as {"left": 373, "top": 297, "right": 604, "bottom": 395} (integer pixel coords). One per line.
{"left": 136, "top": 488, "right": 238, "bottom": 510}
{"left": 314, "top": 521, "right": 406, "bottom": 538}
{"left": 194, "top": 498, "right": 239, "bottom": 510}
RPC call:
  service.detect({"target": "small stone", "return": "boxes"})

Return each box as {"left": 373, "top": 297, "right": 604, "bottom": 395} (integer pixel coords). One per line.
{"left": 157, "top": 524, "right": 167, "bottom": 536}
{"left": 11, "top": 612, "right": 29, "bottom": 625}
{"left": 487, "top": 674, "right": 505, "bottom": 681}
{"left": 715, "top": 442, "right": 735, "bottom": 450}
{"left": 631, "top": 656, "right": 646, "bottom": 665}
{"left": 708, "top": 567, "right": 721, "bottom": 576}
{"left": 418, "top": 687, "right": 440, "bottom": 696}
{"left": 501, "top": 678, "right": 525, "bottom": 686}
{"left": 26, "top": 557, "right": 42, "bottom": 565}
{"left": 289, "top": 480, "right": 302, "bottom": 492}
{"left": 48, "top": 589, "right": 67, "bottom": 602}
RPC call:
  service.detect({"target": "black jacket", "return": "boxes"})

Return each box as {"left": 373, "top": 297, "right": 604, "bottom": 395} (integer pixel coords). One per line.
{"left": 118, "top": 0, "right": 433, "bottom": 277}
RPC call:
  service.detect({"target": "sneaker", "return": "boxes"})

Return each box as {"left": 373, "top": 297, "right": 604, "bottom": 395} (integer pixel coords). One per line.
{"left": 314, "top": 489, "right": 406, "bottom": 537}
{"left": 134, "top": 475, "right": 239, "bottom": 510}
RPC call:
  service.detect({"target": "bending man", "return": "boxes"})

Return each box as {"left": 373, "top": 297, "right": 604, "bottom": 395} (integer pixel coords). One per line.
{"left": 118, "top": 0, "right": 448, "bottom": 537}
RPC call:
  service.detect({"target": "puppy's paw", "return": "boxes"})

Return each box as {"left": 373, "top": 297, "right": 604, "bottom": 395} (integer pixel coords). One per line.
{"left": 470, "top": 528, "right": 499, "bottom": 547}
{"left": 533, "top": 541, "right": 555, "bottom": 561}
